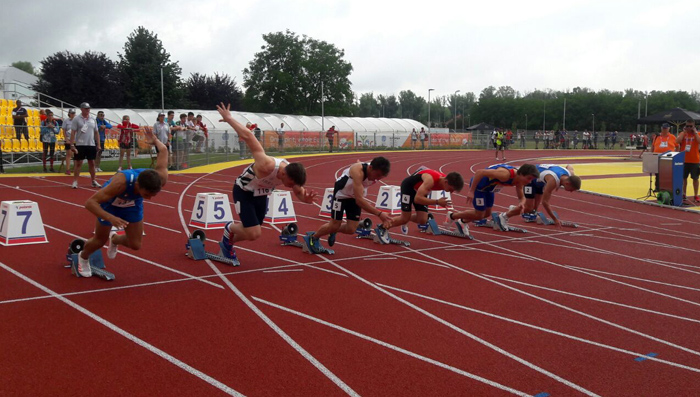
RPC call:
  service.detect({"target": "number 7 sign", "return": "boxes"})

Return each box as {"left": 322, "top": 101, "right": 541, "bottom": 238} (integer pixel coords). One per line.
{"left": 0, "top": 201, "right": 48, "bottom": 246}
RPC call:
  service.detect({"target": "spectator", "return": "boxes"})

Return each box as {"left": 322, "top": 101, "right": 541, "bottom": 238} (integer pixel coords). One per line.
{"left": 40, "top": 110, "right": 60, "bottom": 172}
{"left": 253, "top": 123, "right": 262, "bottom": 143}
{"left": 519, "top": 130, "right": 526, "bottom": 148}
{"left": 505, "top": 129, "right": 513, "bottom": 149}
{"left": 152, "top": 112, "right": 170, "bottom": 160}
{"left": 582, "top": 130, "right": 590, "bottom": 149}
{"left": 611, "top": 131, "right": 618, "bottom": 148}
{"left": 411, "top": 128, "right": 418, "bottom": 149}
{"left": 186, "top": 112, "right": 197, "bottom": 152}
{"left": 39, "top": 109, "right": 47, "bottom": 122}
{"left": 240, "top": 122, "right": 252, "bottom": 159}
{"left": 165, "top": 110, "right": 176, "bottom": 168}
{"left": 534, "top": 130, "right": 540, "bottom": 149}
{"left": 326, "top": 125, "right": 337, "bottom": 153}
{"left": 62, "top": 109, "right": 77, "bottom": 175}
{"left": 117, "top": 115, "right": 139, "bottom": 171}
{"left": 276, "top": 122, "right": 285, "bottom": 153}
{"left": 420, "top": 127, "right": 427, "bottom": 150}
{"left": 174, "top": 113, "right": 189, "bottom": 169}
{"left": 572, "top": 131, "right": 579, "bottom": 149}
{"left": 677, "top": 119, "right": 700, "bottom": 202}
{"left": 495, "top": 129, "right": 506, "bottom": 160}
{"left": 95, "top": 110, "right": 112, "bottom": 172}
{"left": 69, "top": 102, "right": 101, "bottom": 188}
{"left": 12, "top": 99, "right": 29, "bottom": 140}
{"left": 194, "top": 114, "right": 208, "bottom": 153}
{"left": 651, "top": 123, "right": 679, "bottom": 192}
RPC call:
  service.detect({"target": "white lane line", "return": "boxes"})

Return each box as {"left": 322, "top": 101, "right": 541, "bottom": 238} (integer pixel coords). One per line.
{"left": 263, "top": 269, "right": 304, "bottom": 273}
{"left": 252, "top": 297, "right": 531, "bottom": 396}
{"left": 481, "top": 274, "right": 700, "bottom": 325}
{"left": 0, "top": 261, "right": 244, "bottom": 397}
{"left": 43, "top": 224, "right": 222, "bottom": 289}
{"left": 378, "top": 283, "right": 700, "bottom": 373}
{"left": 177, "top": 170, "right": 359, "bottom": 397}
{"left": 565, "top": 266, "right": 700, "bottom": 293}
{"left": 308, "top": 256, "right": 599, "bottom": 396}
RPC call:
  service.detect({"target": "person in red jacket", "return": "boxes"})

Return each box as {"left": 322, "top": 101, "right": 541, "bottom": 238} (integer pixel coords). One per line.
{"left": 326, "top": 126, "right": 337, "bottom": 153}
{"left": 117, "top": 115, "right": 139, "bottom": 171}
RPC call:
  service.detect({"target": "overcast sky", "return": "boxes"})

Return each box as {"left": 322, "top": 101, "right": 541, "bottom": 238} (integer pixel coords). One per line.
{"left": 2, "top": 0, "right": 697, "bottom": 100}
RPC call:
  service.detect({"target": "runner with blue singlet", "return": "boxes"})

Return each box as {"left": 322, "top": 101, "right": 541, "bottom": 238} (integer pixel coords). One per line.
{"left": 519, "top": 164, "right": 581, "bottom": 228}
{"left": 76, "top": 130, "right": 169, "bottom": 277}
{"left": 446, "top": 163, "right": 539, "bottom": 232}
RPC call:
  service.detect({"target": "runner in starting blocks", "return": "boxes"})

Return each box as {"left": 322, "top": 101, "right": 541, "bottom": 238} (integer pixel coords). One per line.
{"left": 278, "top": 223, "right": 335, "bottom": 254}
{"left": 424, "top": 213, "right": 474, "bottom": 240}
{"left": 65, "top": 239, "right": 115, "bottom": 281}
{"left": 355, "top": 218, "right": 411, "bottom": 246}
{"left": 186, "top": 230, "right": 240, "bottom": 266}
{"left": 518, "top": 164, "right": 581, "bottom": 228}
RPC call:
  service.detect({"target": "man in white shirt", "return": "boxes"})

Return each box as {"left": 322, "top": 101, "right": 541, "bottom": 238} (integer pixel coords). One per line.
{"left": 69, "top": 102, "right": 101, "bottom": 188}
{"left": 276, "top": 123, "right": 285, "bottom": 152}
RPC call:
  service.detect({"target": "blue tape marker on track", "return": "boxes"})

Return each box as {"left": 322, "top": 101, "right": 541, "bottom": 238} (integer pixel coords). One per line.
{"left": 634, "top": 352, "right": 658, "bottom": 362}
{"left": 534, "top": 393, "right": 550, "bottom": 397}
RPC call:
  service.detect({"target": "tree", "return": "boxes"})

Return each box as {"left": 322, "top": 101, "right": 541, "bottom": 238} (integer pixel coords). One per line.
{"left": 184, "top": 72, "right": 243, "bottom": 110}
{"left": 398, "top": 90, "right": 426, "bottom": 122}
{"left": 12, "top": 61, "right": 35, "bottom": 75}
{"left": 243, "top": 30, "right": 354, "bottom": 116}
{"left": 357, "top": 92, "right": 378, "bottom": 117}
{"left": 32, "top": 51, "right": 124, "bottom": 108}
{"left": 119, "top": 26, "right": 182, "bottom": 109}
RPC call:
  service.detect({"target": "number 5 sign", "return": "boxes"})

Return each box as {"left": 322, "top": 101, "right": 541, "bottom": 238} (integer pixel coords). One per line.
{"left": 189, "top": 192, "right": 233, "bottom": 229}
{"left": 264, "top": 190, "right": 297, "bottom": 224}
{"left": 0, "top": 200, "right": 48, "bottom": 246}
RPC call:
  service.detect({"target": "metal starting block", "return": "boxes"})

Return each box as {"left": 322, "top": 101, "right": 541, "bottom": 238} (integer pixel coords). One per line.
{"left": 425, "top": 218, "right": 474, "bottom": 240}
{"left": 472, "top": 218, "right": 528, "bottom": 233}
{"left": 186, "top": 230, "right": 240, "bottom": 266}
{"left": 536, "top": 212, "right": 578, "bottom": 228}
{"left": 66, "top": 239, "right": 115, "bottom": 281}
{"left": 279, "top": 223, "right": 335, "bottom": 254}
{"left": 355, "top": 218, "right": 410, "bottom": 246}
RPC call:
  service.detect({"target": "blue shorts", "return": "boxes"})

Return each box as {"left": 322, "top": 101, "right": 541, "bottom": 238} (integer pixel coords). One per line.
{"left": 233, "top": 184, "right": 268, "bottom": 228}
{"left": 473, "top": 190, "right": 495, "bottom": 211}
{"left": 98, "top": 202, "right": 144, "bottom": 226}
{"left": 524, "top": 181, "right": 545, "bottom": 199}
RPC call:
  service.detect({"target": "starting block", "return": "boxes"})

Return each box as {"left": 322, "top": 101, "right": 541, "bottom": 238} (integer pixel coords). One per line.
{"left": 355, "top": 218, "right": 411, "bottom": 246}
{"left": 425, "top": 214, "right": 474, "bottom": 240}
{"left": 536, "top": 211, "right": 578, "bottom": 228}
{"left": 472, "top": 216, "right": 528, "bottom": 233}
{"left": 279, "top": 223, "right": 335, "bottom": 254}
{"left": 185, "top": 230, "right": 240, "bottom": 266}
{"left": 65, "top": 239, "right": 115, "bottom": 281}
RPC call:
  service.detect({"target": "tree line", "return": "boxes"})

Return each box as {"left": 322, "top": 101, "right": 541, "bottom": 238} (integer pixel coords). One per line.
{"left": 26, "top": 27, "right": 700, "bottom": 132}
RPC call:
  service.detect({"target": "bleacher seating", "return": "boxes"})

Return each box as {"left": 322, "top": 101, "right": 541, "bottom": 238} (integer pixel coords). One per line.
{"left": 12, "top": 138, "right": 20, "bottom": 152}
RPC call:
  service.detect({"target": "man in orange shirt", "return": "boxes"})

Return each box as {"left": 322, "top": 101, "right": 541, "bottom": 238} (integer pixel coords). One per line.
{"left": 652, "top": 123, "right": 679, "bottom": 192}
{"left": 676, "top": 119, "right": 700, "bottom": 202}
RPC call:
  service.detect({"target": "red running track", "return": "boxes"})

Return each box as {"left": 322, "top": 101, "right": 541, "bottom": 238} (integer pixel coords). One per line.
{"left": 1, "top": 150, "right": 700, "bottom": 396}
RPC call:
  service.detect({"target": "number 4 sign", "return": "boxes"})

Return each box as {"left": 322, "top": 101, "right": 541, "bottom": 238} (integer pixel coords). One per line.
{"left": 0, "top": 200, "right": 48, "bottom": 246}
{"left": 264, "top": 190, "right": 297, "bottom": 224}
{"left": 189, "top": 192, "right": 233, "bottom": 229}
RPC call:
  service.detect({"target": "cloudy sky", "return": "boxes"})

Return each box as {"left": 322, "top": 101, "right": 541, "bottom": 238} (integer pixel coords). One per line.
{"left": 2, "top": 0, "right": 697, "bottom": 99}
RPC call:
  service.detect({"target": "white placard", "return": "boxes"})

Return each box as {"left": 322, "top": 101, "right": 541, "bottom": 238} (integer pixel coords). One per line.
{"left": 427, "top": 190, "right": 452, "bottom": 211}
{"left": 318, "top": 188, "right": 336, "bottom": 218}
{"left": 0, "top": 200, "right": 48, "bottom": 246}
{"left": 375, "top": 185, "right": 401, "bottom": 215}
{"left": 189, "top": 192, "right": 233, "bottom": 229}
{"left": 264, "top": 190, "right": 297, "bottom": 224}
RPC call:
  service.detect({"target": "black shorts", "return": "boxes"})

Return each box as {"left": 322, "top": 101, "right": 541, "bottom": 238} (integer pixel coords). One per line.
{"left": 400, "top": 173, "right": 428, "bottom": 213}
{"left": 331, "top": 197, "right": 361, "bottom": 221}
{"left": 74, "top": 145, "right": 97, "bottom": 161}
{"left": 524, "top": 181, "right": 544, "bottom": 199}
{"left": 684, "top": 163, "right": 700, "bottom": 180}
{"left": 64, "top": 143, "right": 71, "bottom": 151}
{"left": 233, "top": 184, "right": 268, "bottom": 228}
{"left": 119, "top": 142, "right": 132, "bottom": 150}
{"left": 278, "top": 138, "right": 284, "bottom": 146}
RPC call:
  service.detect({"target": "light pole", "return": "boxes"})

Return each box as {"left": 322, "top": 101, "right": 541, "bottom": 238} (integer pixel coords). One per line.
{"left": 462, "top": 103, "right": 465, "bottom": 130}
{"left": 637, "top": 99, "right": 641, "bottom": 133}
{"left": 321, "top": 80, "right": 325, "bottom": 131}
{"left": 525, "top": 113, "right": 528, "bottom": 133}
{"left": 428, "top": 88, "right": 434, "bottom": 134}
{"left": 543, "top": 100, "right": 546, "bottom": 132}
{"left": 644, "top": 94, "right": 648, "bottom": 133}
{"left": 160, "top": 67, "right": 165, "bottom": 113}
{"left": 467, "top": 113, "right": 470, "bottom": 129}
{"left": 592, "top": 113, "right": 595, "bottom": 136}
{"left": 454, "top": 90, "right": 460, "bottom": 132}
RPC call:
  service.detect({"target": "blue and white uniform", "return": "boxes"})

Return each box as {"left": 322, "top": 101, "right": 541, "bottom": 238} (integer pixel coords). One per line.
{"left": 233, "top": 157, "right": 286, "bottom": 227}
{"left": 470, "top": 164, "right": 517, "bottom": 211}
{"left": 98, "top": 169, "right": 145, "bottom": 225}
{"left": 524, "top": 164, "right": 570, "bottom": 198}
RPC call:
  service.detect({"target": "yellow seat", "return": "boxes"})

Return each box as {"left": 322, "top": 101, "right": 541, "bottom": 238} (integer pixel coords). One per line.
{"left": 8, "top": 100, "right": 16, "bottom": 107}
{"left": 29, "top": 138, "right": 38, "bottom": 152}
{"left": 0, "top": 99, "right": 7, "bottom": 107}
{"left": 20, "top": 138, "right": 29, "bottom": 152}
{"left": 12, "top": 138, "right": 20, "bottom": 152}
{"left": 2, "top": 139, "right": 10, "bottom": 152}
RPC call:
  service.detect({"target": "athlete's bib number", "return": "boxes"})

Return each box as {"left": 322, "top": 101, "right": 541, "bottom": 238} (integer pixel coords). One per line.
{"left": 475, "top": 198, "right": 485, "bottom": 206}
{"left": 112, "top": 197, "right": 135, "bottom": 208}
{"left": 254, "top": 188, "right": 272, "bottom": 196}
{"left": 332, "top": 200, "right": 342, "bottom": 211}
{"left": 686, "top": 144, "right": 691, "bottom": 152}
{"left": 524, "top": 186, "right": 533, "bottom": 195}
{"left": 402, "top": 194, "right": 411, "bottom": 204}
{"left": 660, "top": 141, "right": 668, "bottom": 148}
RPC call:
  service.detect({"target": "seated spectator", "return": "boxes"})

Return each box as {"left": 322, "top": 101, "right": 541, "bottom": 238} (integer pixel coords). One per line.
{"left": 40, "top": 110, "right": 60, "bottom": 172}
{"left": 117, "top": 115, "right": 139, "bottom": 171}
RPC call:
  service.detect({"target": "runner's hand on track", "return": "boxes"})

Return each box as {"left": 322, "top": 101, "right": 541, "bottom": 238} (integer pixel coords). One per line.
{"left": 110, "top": 216, "right": 129, "bottom": 229}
